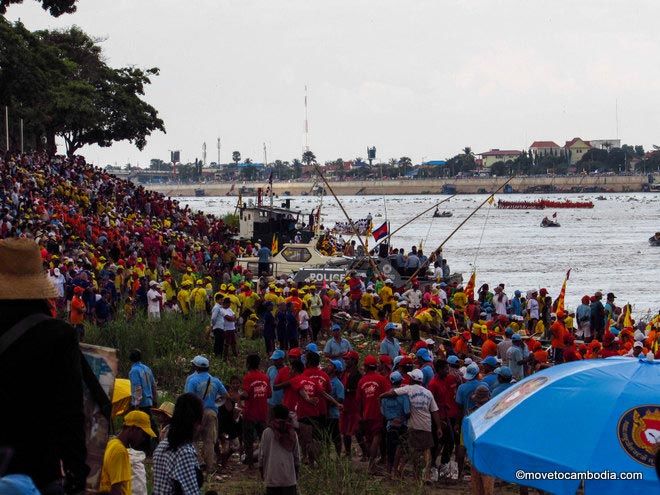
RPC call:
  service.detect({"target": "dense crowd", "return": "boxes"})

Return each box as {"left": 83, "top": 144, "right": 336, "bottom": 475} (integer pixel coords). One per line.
{"left": 1, "top": 152, "right": 659, "bottom": 495}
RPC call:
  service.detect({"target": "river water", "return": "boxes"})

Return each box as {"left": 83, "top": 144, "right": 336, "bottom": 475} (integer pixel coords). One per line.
{"left": 183, "top": 192, "right": 660, "bottom": 319}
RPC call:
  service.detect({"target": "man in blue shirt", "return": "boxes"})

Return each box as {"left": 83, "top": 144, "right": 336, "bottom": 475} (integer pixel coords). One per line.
{"left": 323, "top": 324, "right": 352, "bottom": 360}
{"left": 128, "top": 349, "right": 157, "bottom": 411}
{"left": 267, "top": 350, "right": 286, "bottom": 408}
{"left": 480, "top": 356, "right": 500, "bottom": 390}
{"left": 379, "top": 323, "right": 401, "bottom": 361}
{"left": 379, "top": 371, "right": 410, "bottom": 474}
{"left": 455, "top": 363, "right": 485, "bottom": 415}
{"left": 491, "top": 366, "right": 514, "bottom": 397}
{"left": 416, "top": 348, "right": 435, "bottom": 387}
{"left": 257, "top": 242, "right": 272, "bottom": 276}
{"left": 184, "top": 355, "right": 227, "bottom": 468}
{"left": 326, "top": 360, "right": 346, "bottom": 455}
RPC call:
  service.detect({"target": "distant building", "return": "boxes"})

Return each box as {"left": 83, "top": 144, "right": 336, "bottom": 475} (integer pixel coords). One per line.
{"left": 589, "top": 139, "right": 621, "bottom": 150}
{"left": 421, "top": 160, "right": 447, "bottom": 167}
{"left": 564, "top": 138, "right": 592, "bottom": 165}
{"left": 529, "top": 141, "right": 562, "bottom": 159}
{"left": 478, "top": 149, "right": 522, "bottom": 168}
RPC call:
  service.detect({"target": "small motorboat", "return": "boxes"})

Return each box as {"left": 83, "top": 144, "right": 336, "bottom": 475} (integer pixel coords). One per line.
{"left": 541, "top": 218, "right": 560, "bottom": 228}
{"left": 194, "top": 188, "right": 206, "bottom": 197}
{"left": 433, "top": 209, "right": 453, "bottom": 218}
{"left": 649, "top": 233, "right": 660, "bottom": 246}
{"left": 596, "top": 195, "right": 607, "bottom": 201}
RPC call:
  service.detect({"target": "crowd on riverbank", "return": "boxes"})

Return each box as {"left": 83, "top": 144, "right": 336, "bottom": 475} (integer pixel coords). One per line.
{"left": 1, "top": 152, "right": 659, "bottom": 494}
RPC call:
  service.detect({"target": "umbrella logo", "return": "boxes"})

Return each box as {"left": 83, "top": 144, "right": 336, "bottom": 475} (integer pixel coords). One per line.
{"left": 484, "top": 376, "right": 548, "bottom": 420}
{"left": 617, "top": 405, "right": 660, "bottom": 467}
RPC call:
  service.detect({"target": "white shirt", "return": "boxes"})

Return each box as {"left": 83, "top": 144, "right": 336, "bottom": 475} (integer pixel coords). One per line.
{"left": 49, "top": 273, "right": 65, "bottom": 297}
{"left": 526, "top": 298, "right": 540, "bottom": 319}
{"left": 403, "top": 289, "right": 422, "bottom": 309}
{"left": 494, "top": 293, "right": 508, "bottom": 316}
{"left": 394, "top": 383, "right": 438, "bottom": 432}
{"left": 298, "top": 309, "right": 310, "bottom": 330}
{"left": 223, "top": 307, "right": 236, "bottom": 331}
{"left": 147, "top": 289, "right": 161, "bottom": 314}
{"left": 211, "top": 303, "right": 224, "bottom": 330}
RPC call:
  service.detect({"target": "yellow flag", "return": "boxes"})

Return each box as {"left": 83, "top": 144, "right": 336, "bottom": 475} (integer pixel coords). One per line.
{"left": 623, "top": 303, "right": 633, "bottom": 327}
{"left": 487, "top": 194, "right": 495, "bottom": 205}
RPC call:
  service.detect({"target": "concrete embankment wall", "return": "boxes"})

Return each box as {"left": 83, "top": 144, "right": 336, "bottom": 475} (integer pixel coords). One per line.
{"left": 146, "top": 174, "right": 658, "bottom": 197}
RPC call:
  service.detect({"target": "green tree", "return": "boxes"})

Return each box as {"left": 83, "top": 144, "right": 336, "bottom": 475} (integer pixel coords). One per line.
{"left": 244, "top": 157, "right": 252, "bottom": 164}
{"left": 291, "top": 158, "right": 303, "bottom": 179}
{"left": 302, "top": 150, "right": 316, "bottom": 166}
{"left": 0, "top": 0, "right": 77, "bottom": 16}
{"left": 398, "top": 156, "right": 412, "bottom": 176}
{"left": 232, "top": 151, "right": 241, "bottom": 165}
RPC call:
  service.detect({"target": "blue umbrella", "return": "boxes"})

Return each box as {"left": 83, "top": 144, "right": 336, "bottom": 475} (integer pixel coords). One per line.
{"left": 463, "top": 356, "right": 659, "bottom": 494}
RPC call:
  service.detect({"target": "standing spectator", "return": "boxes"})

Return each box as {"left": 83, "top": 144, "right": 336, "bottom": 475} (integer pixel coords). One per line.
{"left": 308, "top": 286, "right": 323, "bottom": 341}
{"left": 297, "top": 302, "right": 310, "bottom": 344}
{"left": 184, "top": 356, "right": 228, "bottom": 470}
{"left": 210, "top": 293, "right": 225, "bottom": 357}
{"left": 323, "top": 324, "right": 352, "bottom": 360}
{"left": 379, "top": 371, "right": 410, "bottom": 476}
{"left": 506, "top": 334, "right": 527, "bottom": 381}
{"left": 267, "top": 350, "right": 286, "bottom": 410}
{"left": 128, "top": 349, "right": 158, "bottom": 413}
{"left": 526, "top": 290, "right": 539, "bottom": 333}
{"left": 590, "top": 292, "right": 606, "bottom": 341}
{"left": 147, "top": 281, "right": 162, "bottom": 320}
{"left": 428, "top": 359, "right": 460, "bottom": 479}
{"left": 326, "top": 359, "right": 345, "bottom": 455}
{"left": 0, "top": 238, "right": 88, "bottom": 494}
{"left": 257, "top": 243, "right": 272, "bottom": 276}
{"left": 356, "top": 355, "right": 390, "bottom": 473}
{"left": 258, "top": 405, "right": 301, "bottom": 495}
{"left": 70, "top": 285, "right": 86, "bottom": 340}
{"left": 468, "top": 385, "right": 495, "bottom": 495}
{"left": 576, "top": 295, "right": 592, "bottom": 342}
{"left": 100, "top": 411, "right": 155, "bottom": 495}
{"left": 379, "top": 323, "right": 401, "bottom": 361}
{"left": 221, "top": 297, "right": 238, "bottom": 360}
{"left": 153, "top": 393, "right": 204, "bottom": 495}
{"left": 340, "top": 350, "right": 364, "bottom": 458}
{"left": 262, "top": 301, "right": 277, "bottom": 354}
{"left": 241, "top": 354, "right": 272, "bottom": 469}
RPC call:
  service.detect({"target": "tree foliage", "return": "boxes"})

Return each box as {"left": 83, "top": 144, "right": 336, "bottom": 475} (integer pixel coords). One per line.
{"left": 0, "top": 0, "right": 77, "bottom": 17}
{"left": 0, "top": 19, "right": 164, "bottom": 155}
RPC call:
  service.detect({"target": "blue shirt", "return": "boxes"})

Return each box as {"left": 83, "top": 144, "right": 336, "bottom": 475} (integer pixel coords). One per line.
{"left": 510, "top": 297, "right": 523, "bottom": 316}
{"left": 184, "top": 371, "right": 227, "bottom": 412}
{"left": 324, "top": 338, "right": 352, "bottom": 358}
{"left": 327, "top": 377, "right": 345, "bottom": 420}
{"left": 456, "top": 379, "right": 486, "bottom": 414}
{"left": 482, "top": 373, "right": 499, "bottom": 390}
{"left": 258, "top": 246, "right": 272, "bottom": 263}
{"left": 128, "top": 362, "right": 156, "bottom": 407}
{"left": 420, "top": 364, "right": 434, "bottom": 387}
{"left": 380, "top": 394, "right": 411, "bottom": 431}
{"left": 267, "top": 365, "right": 283, "bottom": 406}
{"left": 379, "top": 338, "right": 401, "bottom": 361}
{"left": 491, "top": 382, "right": 513, "bottom": 398}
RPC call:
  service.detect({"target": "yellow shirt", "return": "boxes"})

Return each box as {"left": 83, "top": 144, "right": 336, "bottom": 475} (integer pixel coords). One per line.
{"left": 99, "top": 438, "right": 131, "bottom": 495}
{"left": 227, "top": 294, "right": 241, "bottom": 314}
{"left": 191, "top": 287, "right": 207, "bottom": 311}
{"left": 264, "top": 292, "right": 281, "bottom": 315}
{"left": 379, "top": 286, "right": 393, "bottom": 305}
{"left": 360, "top": 293, "right": 373, "bottom": 311}
{"left": 452, "top": 291, "right": 467, "bottom": 310}
{"left": 391, "top": 307, "right": 409, "bottom": 324}
{"left": 161, "top": 280, "right": 175, "bottom": 302}
{"left": 177, "top": 289, "right": 191, "bottom": 315}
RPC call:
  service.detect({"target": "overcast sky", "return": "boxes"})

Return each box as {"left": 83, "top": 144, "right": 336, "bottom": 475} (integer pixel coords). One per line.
{"left": 6, "top": 0, "right": 660, "bottom": 166}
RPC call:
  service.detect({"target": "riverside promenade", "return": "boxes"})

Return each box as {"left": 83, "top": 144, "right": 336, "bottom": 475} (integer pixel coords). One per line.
{"left": 144, "top": 174, "right": 658, "bottom": 197}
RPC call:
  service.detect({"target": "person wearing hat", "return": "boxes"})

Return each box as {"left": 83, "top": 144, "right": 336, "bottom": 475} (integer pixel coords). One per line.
{"left": 378, "top": 279, "right": 395, "bottom": 315}
{"left": 496, "top": 327, "right": 514, "bottom": 361}
{"left": 128, "top": 349, "right": 158, "bottom": 416}
{"left": 176, "top": 280, "right": 192, "bottom": 317}
{"left": 146, "top": 280, "right": 162, "bottom": 320}
{"left": 241, "top": 354, "right": 272, "bottom": 469}
{"left": 339, "top": 350, "right": 364, "bottom": 457}
{"left": 356, "top": 355, "right": 391, "bottom": 472}
{"left": 625, "top": 340, "right": 645, "bottom": 358}
{"left": 480, "top": 355, "right": 500, "bottom": 390}
{"left": 491, "top": 366, "right": 514, "bottom": 397}
{"left": 0, "top": 238, "right": 89, "bottom": 493}
{"left": 307, "top": 285, "right": 323, "bottom": 341}
{"left": 150, "top": 401, "right": 175, "bottom": 441}
{"left": 100, "top": 410, "right": 156, "bottom": 495}
{"left": 379, "top": 322, "right": 401, "bottom": 361}
{"left": 70, "top": 284, "right": 87, "bottom": 339}
{"left": 505, "top": 334, "right": 528, "bottom": 381}
{"left": 550, "top": 311, "right": 570, "bottom": 363}
{"left": 184, "top": 355, "right": 228, "bottom": 469}
{"left": 576, "top": 295, "right": 592, "bottom": 342}
{"left": 326, "top": 360, "right": 346, "bottom": 455}
{"left": 468, "top": 385, "right": 495, "bottom": 494}
{"left": 267, "top": 350, "right": 287, "bottom": 410}
{"left": 380, "top": 368, "right": 442, "bottom": 481}
{"left": 590, "top": 291, "right": 606, "bottom": 341}
{"left": 416, "top": 348, "right": 435, "bottom": 387}
{"left": 379, "top": 371, "right": 411, "bottom": 475}
{"left": 605, "top": 292, "right": 619, "bottom": 322}
{"left": 526, "top": 290, "right": 540, "bottom": 333}
{"left": 428, "top": 359, "right": 461, "bottom": 479}
{"left": 324, "top": 324, "right": 352, "bottom": 360}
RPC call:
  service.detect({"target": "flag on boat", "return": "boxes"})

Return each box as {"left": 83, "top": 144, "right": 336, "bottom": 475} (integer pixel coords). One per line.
{"left": 271, "top": 234, "right": 279, "bottom": 255}
{"left": 555, "top": 268, "right": 571, "bottom": 314}
{"left": 487, "top": 195, "right": 495, "bottom": 205}
{"left": 372, "top": 221, "right": 389, "bottom": 241}
{"left": 465, "top": 270, "right": 476, "bottom": 300}
{"left": 622, "top": 303, "right": 633, "bottom": 327}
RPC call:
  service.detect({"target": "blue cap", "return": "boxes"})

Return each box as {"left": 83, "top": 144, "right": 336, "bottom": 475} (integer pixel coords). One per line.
{"left": 270, "top": 349, "right": 286, "bottom": 360}
{"left": 463, "top": 363, "right": 480, "bottom": 380}
{"left": 447, "top": 355, "right": 460, "bottom": 365}
{"left": 330, "top": 359, "right": 344, "bottom": 372}
{"left": 331, "top": 323, "right": 341, "bottom": 332}
{"left": 511, "top": 333, "right": 522, "bottom": 342}
{"left": 505, "top": 327, "right": 514, "bottom": 336}
{"left": 495, "top": 366, "right": 513, "bottom": 378}
{"left": 191, "top": 355, "right": 209, "bottom": 368}
{"left": 416, "top": 348, "right": 432, "bottom": 362}
{"left": 610, "top": 326, "right": 620, "bottom": 336}
{"left": 305, "top": 342, "right": 319, "bottom": 353}
{"left": 482, "top": 356, "right": 499, "bottom": 367}
{"left": 0, "top": 475, "right": 40, "bottom": 495}
{"left": 514, "top": 290, "right": 521, "bottom": 296}
{"left": 389, "top": 371, "right": 403, "bottom": 383}
{"left": 439, "top": 282, "right": 448, "bottom": 287}
{"left": 384, "top": 322, "right": 397, "bottom": 332}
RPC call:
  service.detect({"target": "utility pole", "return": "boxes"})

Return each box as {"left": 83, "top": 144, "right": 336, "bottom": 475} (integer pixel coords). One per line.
{"left": 263, "top": 142, "right": 268, "bottom": 168}
{"left": 217, "top": 137, "right": 221, "bottom": 165}
{"left": 304, "top": 85, "right": 310, "bottom": 153}
{"left": 4, "top": 106, "right": 8, "bottom": 152}
{"left": 202, "top": 142, "right": 207, "bottom": 166}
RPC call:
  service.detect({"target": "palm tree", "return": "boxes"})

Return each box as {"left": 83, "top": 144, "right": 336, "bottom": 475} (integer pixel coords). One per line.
{"left": 244, "top": 157, "right": 253, "bottom": 164}
{"left": 292, "top": 158, "right": 303, "bottom": 179}
{"left": 399, "top": 156, "right": 412, "bottom": 177}
{"left": 388, "top": 158, "right": 398, "bottom": 167}
{"left": 232, "top": 151, "right": 241, "bottom": 165}
{"left": 302, "top": 150, "right": 316, "bottom": 166}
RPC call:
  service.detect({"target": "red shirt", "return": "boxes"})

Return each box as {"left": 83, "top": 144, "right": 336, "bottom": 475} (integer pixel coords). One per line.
{"left": 275, "top": 367, "right": 298, "bottom": 412}
{"left": 302, "top": 367, "right": 331, "bottom": 416}
{"left": 290, "top": 374, "right": 321, "bottom": 420}
{"left": 242, "top": 370, "right": 271, "bottom": 422}
{"left": 428, "top": 373, "right": 460, "bottom": 419}
{"left": 356, "top": 371, "right": 390, "bottom": 421}
{"left": 348, "top": 278, "right": 362, "bottom": 300}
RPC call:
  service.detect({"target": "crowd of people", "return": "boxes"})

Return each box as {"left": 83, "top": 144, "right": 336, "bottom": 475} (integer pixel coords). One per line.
{"left": 1, "top": 152, "right": 659, "bottom": 495}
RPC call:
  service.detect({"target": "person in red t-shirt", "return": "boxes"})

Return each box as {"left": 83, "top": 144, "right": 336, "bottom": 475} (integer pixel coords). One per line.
{"left": 348, "top": 272, "right": 363, "bottom": 315}
{"left": 550, "top": 311, "right": 569, "bottom": 363}
{"left": 356, "top": 355, "right": 390, "bottom": 472}
{"left": 428, "top": 359, "right": 460, "bottom": 476}
{"left": 241, "top": 354, "right": 271, "bottom": 468}
{"left": 340, "top": 351, "right": 364, "bottom": 457}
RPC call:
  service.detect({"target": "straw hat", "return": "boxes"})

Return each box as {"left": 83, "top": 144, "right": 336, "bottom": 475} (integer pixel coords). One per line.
{"left": 0, "top": 238, "right": 58, "bottom": 300}
{"left": 151, "top": 401, "right": 175, "bottom": 419}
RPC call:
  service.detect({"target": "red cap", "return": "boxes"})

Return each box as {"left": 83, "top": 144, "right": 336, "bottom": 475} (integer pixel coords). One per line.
{"left": 364, "top": 355, "right": 378, "bottom": 367}
{"left": 344, "top": 350, "right": 359, "bottom": 361}
{"left": 379, "top": 355, "right": 393, "bottom": 365}
{"left": 288, "top": 348, "right": 302, "bottom": 359}
{"left": 540, "top": 288, "right": 548, "bottom": 295}
{"left": 74, "top": 286, "right": 84, "bottom": 294}
{"left": 412, "top": 340, "right": 428, "bottom": 352}
{"left": 462, "top": 331, "right": 472, "bottom": 340}
{"left": 399, "top": 356, "right": 414, "bottom": 366}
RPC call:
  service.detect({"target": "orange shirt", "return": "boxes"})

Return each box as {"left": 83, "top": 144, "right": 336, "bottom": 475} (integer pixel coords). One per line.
{"left": 550, "top": 321, "right": 568, "bottom": 350}
{"left": 533, "top": 349, "right": 549, "bottom": 363}
{"left": 481, "top": 339, "right": 498, "bottom": 358}
{"left": 70, "top": 296, "right": 86, "bottom": 325}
